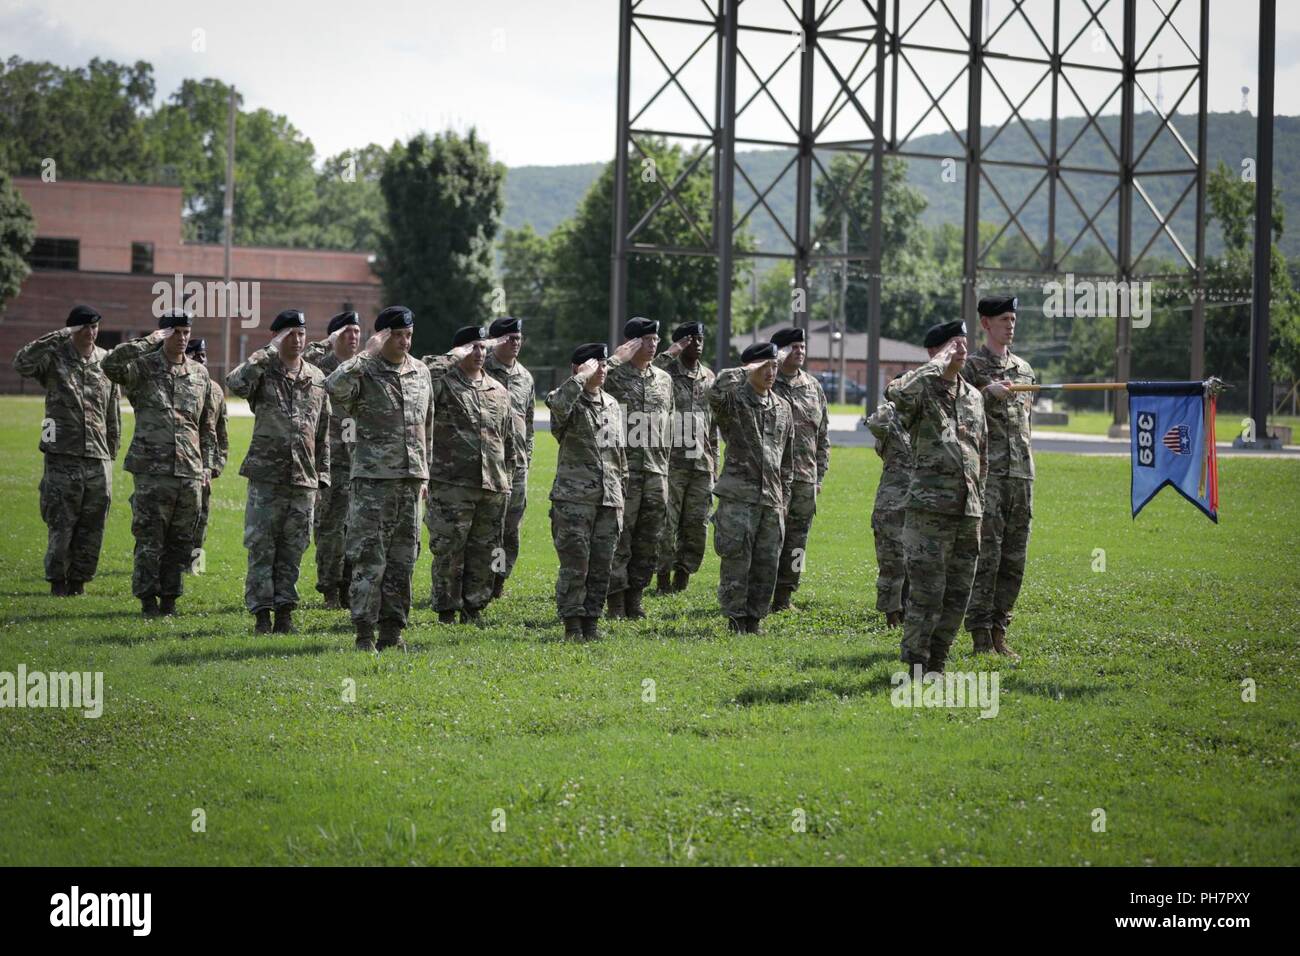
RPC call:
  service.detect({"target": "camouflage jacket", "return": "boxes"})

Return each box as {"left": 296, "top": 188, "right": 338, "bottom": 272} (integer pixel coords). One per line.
{"left": 545, "top": 376, "right": 627, "bottom": 508}
{"left": 423, "top": 354, "right": 515, "bottom": 493}
{"left": 886, "top": 357, "right": 988, "bottom": 517}
{"left": 324, "top": 352, "right": 434, "bottom": 481}
{"left": 773, "top": 368, "right": 829, "bottom": 485}
{"left": 866, "top": 392, "right": 912, "bottom": 513}
{"left": 603, "top": 354, "right": 675, "bottom": 475}
{"left": 304, "top": 339, "right": 355, "bottom": 475}
{"left": 484, "top": 352, "right": 536, "bottom": 471}
{"left": 13, "top": 328, "right": 120, "bottom": 461}
{"left": 960, "top": 344, "right": 1036, "bottom": 480}
{"left": 103, "top": 337, "right": 217, "bottom": 480}
{"left": 653, "top": 353, "right": 719, "bottom": 474}
{"left": 709, "top": 368, "right": 794, "bottom": 509}
{"left": 206, "top": 378, "right": 229, "bottom": 477}
{"left": 227, "top": 348, "right": 331, "bottom": 489}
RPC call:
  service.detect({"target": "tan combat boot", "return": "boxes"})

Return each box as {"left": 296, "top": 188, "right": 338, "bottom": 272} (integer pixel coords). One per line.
{"left": 355, "top": 623, "right": 377, "bottom": 653}
{"left": 655, "top": 571, "right": 673, "bottom": 594}
{"left": 991, "top": 626, "right": 1020, "bottom": 662}
{"left": 563, "top": 617, "right": 584, "bottom": 641}
{"left": 672, "top": 569, "right": 690, "bottom": 592}
{"left": 770, "top": 587, "right": 793, "bottom": 613}
{"left": 971, "top": 628, "right": 993, "bottom": 653}
{"left": 581, "top": 617, "right": 601, "bottom": 641}
{"left": 377, "top": 623, "right": 407, "bottom": 651}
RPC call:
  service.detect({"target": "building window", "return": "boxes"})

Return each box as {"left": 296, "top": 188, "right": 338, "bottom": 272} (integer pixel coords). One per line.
{"left": 131, "top": 242, "right": 154, "bottom": 274}
{"left": 29, "top": 237, "right": 79, "bottom": 271}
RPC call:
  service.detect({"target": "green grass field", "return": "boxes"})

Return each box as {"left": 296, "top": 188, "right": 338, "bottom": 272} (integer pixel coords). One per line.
{"left": 1, "top": 394, "right": 1297, "bottom": 866}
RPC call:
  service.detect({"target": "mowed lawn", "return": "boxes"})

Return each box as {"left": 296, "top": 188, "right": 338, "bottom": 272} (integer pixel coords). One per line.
{"left": 0, "top": 394, "right": 1297, "bottom": 866}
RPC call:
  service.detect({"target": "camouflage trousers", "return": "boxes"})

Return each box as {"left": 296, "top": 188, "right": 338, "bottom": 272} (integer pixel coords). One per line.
{"left": 712, "top": 497, "right": 785, "bottom": 621}
{"left": 39, "top": 453, "right": 112, "bottom": 584}
{"left": 346, "top": 477, "right": 423, "bottom": 628}
{"left": 900, "top": 508, "right": 981, "bottom": 663}
{"left": 965, "top": 475, "right": 1033, "bottom": 633}
{"left": 499, "top": 464, "right": 529, "bottom": 580}
{"left": 129, "top": 473, "right": 202, "bottom": 599}
{"left": 550, "top": 500, "right": 623, "bottom": 619}
{"left": 610, "top": 470, "right": 668, "bottom": 595}
{"left": 243, "top": 480, "right": 316, "bottom": 613}
{"left": 871, "top": 506, "right": 908, "bottom": 613}
{"left": 426, "top": 481, "right": 510, "bottom": 612}
{"left": 313, "top": 462, "right": 352, "bottom": 596}
{"left": 193, "top": 476, "right": 213, "bottom": 554}
{"left": 657, "top": 468, "right": 713, "bottom": 575}
{"left": 776, "top": 480, "right": 818, "bottom": 592}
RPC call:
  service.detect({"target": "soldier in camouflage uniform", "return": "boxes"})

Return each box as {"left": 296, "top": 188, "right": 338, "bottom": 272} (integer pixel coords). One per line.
{"left": 546, "top": 342, "right": 628, "bottom": 640}
{"left": 184, "top": 339, "right": 228, "bottom": 558}
{"left": 652, "top": 321, "right": 718, "bottom": 595}
{"left": 769, "top": 327, "right": 829, "bottom": 611}
{"left": 960, "top": 295, "right": 1035, "bottom": 661}
{"left": 13, "top": 305, "right": 120, "bottom": 596}
{"left": 709, "top": 342, "right": 795, "bottom": 633}
{"left": 865, "top": 372, "right": 912, "bottom": 627}
{"left": 304, "top": 310, "right": 362, "bottom": 609}
{"left": 602, "top": 317, "right": 675, "bottom": 620}
{"left": 103, "top": 310, "right": 218, "bottom": 617}
{"left": 885, "top": 321, "right": 987, "bottom": 673}
{"left": 483, "top": 317, "right": 535, "bottom": 600}
{"left": 423, "top": 326, "right": 515, "bottom": 625}
{"left": 325, "top": 306, "right": 434, "bottom": 652}
{"left": 227, "top": 310, "right": 331, "bottom": 634}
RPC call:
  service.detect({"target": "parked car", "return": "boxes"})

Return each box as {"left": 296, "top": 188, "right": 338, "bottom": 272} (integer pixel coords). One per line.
{"left": 813, "top": 371, "right": 869, "bottom": 404}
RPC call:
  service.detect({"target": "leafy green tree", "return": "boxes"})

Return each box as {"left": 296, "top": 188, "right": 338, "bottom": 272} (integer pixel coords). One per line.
{"left": 0, "top": 168, "right": 36, "bottom": 313}
{"left": 378, "top": 129, "right": 505, "bottom": 355}
{"left": 147, "top": 79, "right": 320, "bottom": 246}
{"left": 546, "top": 137, "right": 752, "bottom": 355}
{"left": 0, "top": 57, "right": 156, "bottom": 181}
{"left": 312, "top": 144, "right": 390, "bottom": 252}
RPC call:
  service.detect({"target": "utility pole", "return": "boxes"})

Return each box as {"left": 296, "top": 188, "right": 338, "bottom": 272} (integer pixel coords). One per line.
{"left": 222, "top": 85, "right": 236, "bottom": 388}
{"left": 837, "top": 213, "right": 847, "bottom": 405}
{"left": 1245, "top": 0, "right": 1279, "bottom": 447}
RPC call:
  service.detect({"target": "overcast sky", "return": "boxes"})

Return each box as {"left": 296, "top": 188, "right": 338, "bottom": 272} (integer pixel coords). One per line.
{"left": 3, "top": 0, "right": 1298, "bottom": 168}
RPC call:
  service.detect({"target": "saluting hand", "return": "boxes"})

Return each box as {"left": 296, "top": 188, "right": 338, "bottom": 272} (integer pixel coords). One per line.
{"left": 364, "top": 330, "right": 389, "bottom": 356}
{"left": 269, "top": 329, "right": 292, "bottom": 353}
{"left": 613, "top": 339, "right": 641, "bottom": 363}
{"left": 665, "top": 338, "right": 686, "bottom": 358}
{"left": 575, "top": 358, "right": 600, "bottom": 383}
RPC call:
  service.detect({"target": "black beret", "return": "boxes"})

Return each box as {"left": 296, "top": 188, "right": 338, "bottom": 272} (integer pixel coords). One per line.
{"left": 624, "top": 316, "right": 658, "bottom": 338}
{"left": 742, "top": 342, "right": 779, "bottom": 364}
{"left": 66, "top": 305, "right": 101, "bottom": 327}
{"left": 270, "top": 309, "right": 306, "bottom": 332}
{"left": 452, "top": 326, "right": 487, "bottom": 348}
{"left": 977, "top": 295, "right": 1017, "bottom": 317}
{"left": 923, "top": 320, "right": 968, "bottom": 349}
{"left": 158, "top": 309, "right": 193, "bottom": 329}
{"left": 488, "top": 317, "right": 522, "bottom": 338}
{"left": 375, "top": 306, "right": 414, "bottom": 331}
{"left": 328, "top": 310, "right": 361, "bottom": 335}
{"left": 672, "top": 322, "right": 704, "bottom": 342}
{"left": 571, "top": 342, "right": 608, "bottom": 365}
{"left": 770, "top": 327, "right": 805, "bottom": 348}
{"left": 185, "top": 339, "right": 207, "bottom": 354}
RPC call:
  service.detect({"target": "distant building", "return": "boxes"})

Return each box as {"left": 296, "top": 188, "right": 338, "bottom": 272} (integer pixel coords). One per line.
{"left": 734, "top": 321, "right": 930, "bottom": 399}
{"left": 1, "top": 178, "right": 383, "bottom": 391}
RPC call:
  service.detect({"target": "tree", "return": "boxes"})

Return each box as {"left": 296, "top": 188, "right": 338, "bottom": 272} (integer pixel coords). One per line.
{"left": 546, "top": 137, "right": 752, "bottom": 354}
{"left": 0, "top": 57, "right": 156, "bottom": 182}
{"left": 146, "top": 79, "right": 320, "bottom": 246}
{"left": 0, "top": 168, "right": 36, "bottom": 313}
{"left": 378, "top": 129, "right": 505, "bottom": 355}
{"left": 312, "top": 144, "right": 390, "bottom": 252}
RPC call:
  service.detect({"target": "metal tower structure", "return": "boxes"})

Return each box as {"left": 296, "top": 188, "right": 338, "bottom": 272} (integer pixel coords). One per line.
{"left": 611, "top": 0, "right": 1223, "bottom": 421}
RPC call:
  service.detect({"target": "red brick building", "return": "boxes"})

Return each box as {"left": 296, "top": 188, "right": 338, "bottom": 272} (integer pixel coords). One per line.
{"left": 1, "top": 178, "right": 383, "bottom": 390}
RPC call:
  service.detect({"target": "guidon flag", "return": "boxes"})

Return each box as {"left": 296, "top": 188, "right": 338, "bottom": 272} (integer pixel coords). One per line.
{"left": 1127, "top": 380, "right": 1220, "bottom": 523}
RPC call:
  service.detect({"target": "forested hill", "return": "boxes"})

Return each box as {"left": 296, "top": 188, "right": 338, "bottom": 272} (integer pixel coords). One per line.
{"left": 504, "top": 112, "right": 1300, "bottom": 258}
